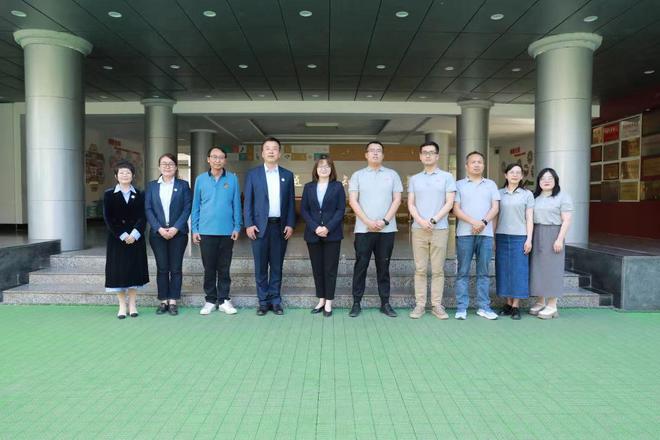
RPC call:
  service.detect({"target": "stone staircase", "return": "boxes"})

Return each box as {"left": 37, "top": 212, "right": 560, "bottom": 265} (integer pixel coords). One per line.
{"left": 2, "top": 252, "right": 601, "bottom": 309}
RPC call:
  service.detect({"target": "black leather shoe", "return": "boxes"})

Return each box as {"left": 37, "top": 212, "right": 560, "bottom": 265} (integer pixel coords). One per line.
{"left": 323, "top": 309, "right": 332, "bottom": 317}
{"left": 500, "top": 304, "right": 513, "bottom": 316}
{"left": 380, "top": 303, "right": 397, "bottom": 317}
{"left": 156, "top": 303, "right": 169, "bottom": 315}
{"left": 168, "top": 304, "right": 179, "bottom": 316}
{"left": 130, "top": 312, "right": 139, "bottom": 318}
{"left": 117, "top": 313, "right": 126, "bottom": 320}
{"left": 273, "top": 304, "right": 284, "bottom": 315}
{"left": 349, "top": 303, "right": 361, "bottom": 317}
{"left": 311, "top": 306, "right": 324, "bottom": 314}
{"left": 257, "top": 306, "right": 268, "bottom": 316}
{"left": 511, "top": 307, "right": 521, "bottom": 320}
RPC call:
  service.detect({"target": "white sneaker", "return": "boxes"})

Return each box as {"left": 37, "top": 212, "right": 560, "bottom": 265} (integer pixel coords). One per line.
{"left": 455, "top": 310, "right": 467, "bottom": 320}
{"left": 477, "top": 308, "right": 498, "bottom": 320}
{"left": 199, "top": 302, "right": 216, "bottom": 315}
{"left": 218, "top": 300, "right": 238, "bottom": 315}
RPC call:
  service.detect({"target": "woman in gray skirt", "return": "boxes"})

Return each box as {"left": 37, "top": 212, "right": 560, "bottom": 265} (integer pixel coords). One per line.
{"left": 529, "top": 168, "right": 573, "bottom": 319}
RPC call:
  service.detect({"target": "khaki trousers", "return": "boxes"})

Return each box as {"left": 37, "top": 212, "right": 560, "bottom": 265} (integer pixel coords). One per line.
{"left": 411, "top": 228, "right": 449, "bottom": 307}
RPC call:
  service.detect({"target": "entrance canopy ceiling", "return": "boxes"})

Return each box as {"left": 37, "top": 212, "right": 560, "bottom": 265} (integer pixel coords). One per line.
{"left": 0, "top": 0, "right": 659, "bottom": 105}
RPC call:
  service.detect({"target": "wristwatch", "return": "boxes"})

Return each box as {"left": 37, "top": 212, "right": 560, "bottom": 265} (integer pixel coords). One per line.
{"left": 382, "top": 218, "right": 390, "bottom": 226}
{"left": 429, "top": 218, "right": 437, "bottom": 225}
{"left": 481, "top": 219, "right": 488, "bottom": 226}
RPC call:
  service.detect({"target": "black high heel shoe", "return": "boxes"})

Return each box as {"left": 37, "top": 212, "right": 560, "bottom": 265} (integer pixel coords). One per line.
{"left": 311, "top": 305, "right": 325, "bottom": 314}
{"left": 323, "top": 309, "right": 332, "bottom": 317}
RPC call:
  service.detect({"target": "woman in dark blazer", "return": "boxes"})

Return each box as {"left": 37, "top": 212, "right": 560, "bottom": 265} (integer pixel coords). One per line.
{"left": 103, "top": 160, "right": 149, "bottom": 319}
{"left": 145, "top": 153, "right": 192, "bottom": 316}
{"left": 301, "top": 155, "right": 346, "bottom": 317}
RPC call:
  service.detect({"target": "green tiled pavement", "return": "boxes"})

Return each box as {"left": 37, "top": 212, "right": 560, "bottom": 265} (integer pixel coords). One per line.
{"left": 0, "top": 305, "right": 659, "bottom": 439}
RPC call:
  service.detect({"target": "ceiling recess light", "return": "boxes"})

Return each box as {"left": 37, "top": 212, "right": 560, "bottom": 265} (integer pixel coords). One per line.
{"left": 258, "top": 94, "right": 265, "bottom": 98}
{"left": 419, "top": 96, "right": 427, "bottom": 99}
{"left": 311, "top": 94, "right": 320, "bottom": 98}
{"left": 395, "top": 11, "right": 409, "bottom": 18}
{"left": 444, "top": 66, "right": 455, "bottom": 71}
{"left": 307, "top": 64, "right": 317, "bottom": 69}
{"left": 238, "top": 64, "right": 248, "bottom": 69}
{"left": 511, "top": 67, "right": 521, "bottom": 72}
{"left": 299, "top": 10, "right": 312, "bottom": 17}
{"left": 366, "top": 94, "right": 373, "bottom": 98}
{"left": 108, "top": 11, "right": 122, "bottom": 18}
{"left": 11, "top": 10, "right": 27, "bottom": 17}
{"left": 305, "top": 122, "right": 339, "bottom": 128}
{"left": 102, "top": 65, "right": 113, "bottom": 70}
{"left": 376, "top": 64, "right": 386, "bottom": 70}
{"left": 152, "top": 95, "right": 160, "bottom": 98}
{"left": 205, "top": 95, "right": 212, "bottom": 98}
{"left": 203, "top": 10, "right": 217, "bottom": 17}
{"left": 490, "top": 13, "right": 504, "bottom": 20}
{"left": 169, "top": 64, "right": 180, "bottom": 70}
{"left": 644, "top": 69, "right": 655, "bottom": 75}
{"left": 99, "top": 95, "right": 108, "bottom": 99}
{"left": 583, "top": 15, "right": 598, "bottom": 22}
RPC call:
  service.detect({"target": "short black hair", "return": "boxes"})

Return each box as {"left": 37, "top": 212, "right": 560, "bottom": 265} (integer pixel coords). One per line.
{"left": 207, "top": 146, "right": 226, "bottom": 158}
{"left": 465, "top": 151, "right": 485, "bottom": 162}
{"left": 364, "top": 140, "right": 384, "bottom": 152}
{"left": 113, "top": 160, "right": 135, "bottom": 176}
{"left": 261, "top": 136, "right": 282, "bottom": 151}
{"left": 533, "top": 168, "right": 561, "bottom": 198}
{"left": 419, "top": 141, "right": 439, "bottom": 154}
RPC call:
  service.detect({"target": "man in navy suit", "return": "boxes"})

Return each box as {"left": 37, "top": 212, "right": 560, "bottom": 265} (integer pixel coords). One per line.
{"left": 244, "top": 137, "right": 296, "bottom": 315}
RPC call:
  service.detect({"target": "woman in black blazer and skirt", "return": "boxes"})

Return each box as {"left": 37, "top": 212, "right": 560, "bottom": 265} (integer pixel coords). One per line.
{"left": 103, "top": 161, "right": 149, "bottom": 319}
{"left": 145, "top": 153, "right": 192, "bottom": 316}
{"left": 301, "top": 155, "right": 346, "bottom": 317}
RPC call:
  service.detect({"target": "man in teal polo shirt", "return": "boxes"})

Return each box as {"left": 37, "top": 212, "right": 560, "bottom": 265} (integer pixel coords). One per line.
{"left": 192, "top": 147, "right": 242, "bottom": 315}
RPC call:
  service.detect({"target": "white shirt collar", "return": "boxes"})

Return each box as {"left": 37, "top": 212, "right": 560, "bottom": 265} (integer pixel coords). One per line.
{"left": 264, "top": 164, "right": 279, "bottom": 173}
{"left": 157, "top": 176, "right": 175, "bottom": 185}
{"left": 114, "top": 184, "right": 136, "bottom": 194}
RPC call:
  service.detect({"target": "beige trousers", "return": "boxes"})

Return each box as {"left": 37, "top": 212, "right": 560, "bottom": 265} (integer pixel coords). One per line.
{"left": 411, "top": 228, "right": 449, "bottom": 307}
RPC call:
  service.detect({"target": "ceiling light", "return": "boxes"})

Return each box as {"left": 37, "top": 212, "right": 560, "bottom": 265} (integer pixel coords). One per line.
{"left": 108, "top": 11, "right": 122, "bottom": 18}
{"left": 299, "top": 10, "right": 312, "bottom": 17}
{"left": 583, "top": 15, "right": 598, "bottom": 22}
{"left": 490, "top": 13, "right": 504, "bottom": 20}
{"left": 99, "top": 95, "right": 108, "bottom": 99}
{"left": 366, "top": 94, "right": 373, "bottom": 98}
{"left": 307, "top": 64, "right": 317, "bottom": 69}
{"left": 644, "top": 69, "right": 655, "bottom": 75}
{"left": 376, "top": 64, "right": 386, "bottom": 70}
{"left": 152, "top": 95, "right": 160, "bottom": 98}
{"left": 203, "top": 10, "right": 216, "bottom": 17}
{"left": 169, "top": 64, "right": 180, "bottom": 70}
{"left": 102, "top": 65, "right": 113, "bottom": 70}
{"left": 10, "top": 10, "right": 27, "bottom": 17}
{"left": 395, "top": 11, "right": 409, "bottom": 18}
{"left": 311, "top": 94, "right": 320, "bottom": 98}
{"left": 511, "top": 67, "right": 521, "bottom": 72}
{"left": 238, "top": 64, "right": 248, "bottom": 69}
{"left": 419, "top": 96, "right": 427, "bottom": 99}
{"left": 645, "top": 108, "right": 652, "bottom": 112}
{"left": 305, "top": 122, "right": 339, "bottom": 128}
{"left": 205, "top": 95, "right": 212, "bottom": 98}
{"left": 258, "top": 94, "right": 265, "bottom": 98}
{"left": 444, "top": 66, "right": 455, "bottom": 71}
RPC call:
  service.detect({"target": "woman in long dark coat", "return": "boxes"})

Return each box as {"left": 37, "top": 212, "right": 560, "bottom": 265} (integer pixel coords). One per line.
{"left": 103, "top": 160, "right": 149, "bottom": 319}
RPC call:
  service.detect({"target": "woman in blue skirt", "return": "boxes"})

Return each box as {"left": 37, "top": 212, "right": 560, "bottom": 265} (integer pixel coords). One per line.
{"left": 492, "top": 163, "right": 534, "bottom": 320}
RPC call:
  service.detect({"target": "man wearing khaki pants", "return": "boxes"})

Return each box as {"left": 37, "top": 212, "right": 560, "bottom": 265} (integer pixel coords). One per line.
{"left": 407, "top": 141, "right": 456, "bottom": 319}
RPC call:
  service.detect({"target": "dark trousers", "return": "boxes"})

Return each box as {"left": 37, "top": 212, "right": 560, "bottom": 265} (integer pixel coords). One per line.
{"left": 149, "top": 232, "right": 187, "bottom": 300}
{"left": 251, "top": 222, "right": 288, "bottom": 307}
{"left": 307, "top": 240, "right": 341, "bottom": 300}
{"left": 199, "top": 235, "right": 234, "bottom": 304}
{"left": 352, "top": 232, "right": 395, "bottom": 304}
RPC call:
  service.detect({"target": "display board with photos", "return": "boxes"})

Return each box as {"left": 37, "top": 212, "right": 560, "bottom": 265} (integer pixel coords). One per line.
{"left": 591, "top": 115, "right": 642, "bottom": 202}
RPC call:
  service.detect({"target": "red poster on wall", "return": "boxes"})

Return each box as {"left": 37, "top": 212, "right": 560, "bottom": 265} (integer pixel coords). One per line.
{"left": 603, "top": 123, "right": 620, "bottom": 142}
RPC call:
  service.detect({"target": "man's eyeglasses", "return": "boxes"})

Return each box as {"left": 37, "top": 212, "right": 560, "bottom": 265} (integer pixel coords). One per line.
{"left": 420, "top": 150, "right": 438, "bottom": 156}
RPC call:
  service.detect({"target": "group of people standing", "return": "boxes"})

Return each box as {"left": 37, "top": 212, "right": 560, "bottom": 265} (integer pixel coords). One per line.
{"left": 103, "top": 137, "right": 572, "bottom": 321}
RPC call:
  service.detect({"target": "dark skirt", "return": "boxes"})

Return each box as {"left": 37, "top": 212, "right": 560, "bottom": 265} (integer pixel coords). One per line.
{"left": 495, "top": 234, "right": 529, "bottom": 299}
{"left": 105, "top": 233, "right": 149, "bottom": 289}
{"left": 529, "top": 224, "right": 564, "bottom": 297}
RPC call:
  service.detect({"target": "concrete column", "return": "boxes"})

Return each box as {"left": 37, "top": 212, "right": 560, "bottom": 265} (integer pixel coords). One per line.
{"left": 14, "top": 30, "right": 92, "bottom": 251}
{"left": 424, "top": 130, "right": 451, "bottom": 171}
{"left": 190, "top": 129, "right": 217, "bottom": 182}
{"left": 141, "top": 98, "right": 176, "bottom": 186}
{"left": 529, "top": 33, "right": 602, "bottom": 244}
{"left": 457, "top": 100, "right": 493, "bottom": 180}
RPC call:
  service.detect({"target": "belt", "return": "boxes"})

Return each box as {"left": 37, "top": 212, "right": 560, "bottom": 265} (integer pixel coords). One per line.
{"left": 268, "top": 217, "right": 281, "bottom": 224}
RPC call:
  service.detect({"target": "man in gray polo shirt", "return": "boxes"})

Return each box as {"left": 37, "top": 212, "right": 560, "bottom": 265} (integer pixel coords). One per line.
{"left": 407, "top": 141, "right": 456, "bottom": 319}
{"left": 453, "top": 151, "right": 500, "bottom": 320}
{"left": 348, "top": 141, "right": 403, "bottom": 318}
